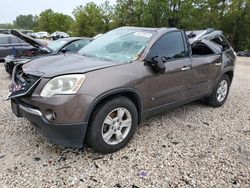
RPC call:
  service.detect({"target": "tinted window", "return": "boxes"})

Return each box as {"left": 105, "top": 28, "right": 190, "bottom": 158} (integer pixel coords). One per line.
{"left": 149, "top": 31, "right": 186, "bottom": 60}
{"left": 0, "top": 36, "right": 9, "bottom": 45}
{"left": 211, "top": 36, "right": 230, "bottom": 50}
{"left": 65, "top": 39, "right": 91, "bottom": 52}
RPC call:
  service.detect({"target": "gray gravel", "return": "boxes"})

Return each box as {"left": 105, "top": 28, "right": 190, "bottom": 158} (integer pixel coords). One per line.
{"left": 0, "top": 57, "right": 250, "bottom": 188}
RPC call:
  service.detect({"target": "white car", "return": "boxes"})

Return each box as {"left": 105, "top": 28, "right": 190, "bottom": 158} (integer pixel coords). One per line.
{"left": 35, "top": 32, "right": 50, "bottom": 39}
{"left": 51, "top": 31, "right": 70, "bottom": 40}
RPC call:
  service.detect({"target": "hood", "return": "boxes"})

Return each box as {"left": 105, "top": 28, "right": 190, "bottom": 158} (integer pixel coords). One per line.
{"left": 22, "top": 54, "right": 120, "bottom": 77}
{"left": 11, "top": 30, "right": 46, "bottom": 48}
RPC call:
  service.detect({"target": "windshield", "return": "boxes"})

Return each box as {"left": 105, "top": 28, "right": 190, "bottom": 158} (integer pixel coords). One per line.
{"left": 47, "top": 39, "right": 68, "bottom": 52}
{"left": 78, "top": 28, "right": 155, "bottom": 63}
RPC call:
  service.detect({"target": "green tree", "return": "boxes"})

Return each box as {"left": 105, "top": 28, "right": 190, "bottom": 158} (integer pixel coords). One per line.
{"left": 35, "top": 9, "right": 73, "bottom": 33}
{"left": 72, "top": 2, "right": 104, "bottom": 37}
{"left": 100, "top": 1, "right": 114, "bottom": 31}
{"left": 13, "top": 14, "right": 38, "bottom": 30}
{"left": 0, "top": 23, "right": 14, "bottom": 29}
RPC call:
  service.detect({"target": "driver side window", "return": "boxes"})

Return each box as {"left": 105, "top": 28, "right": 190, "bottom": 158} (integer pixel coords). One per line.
{"left": 149, "top": 31, "right": 187, "bottom": 60}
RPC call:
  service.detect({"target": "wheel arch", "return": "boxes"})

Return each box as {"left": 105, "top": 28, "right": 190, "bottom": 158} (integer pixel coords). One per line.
{"left": 85, "top": 88, "right": 143, "bottom": 124}
{"left": 223, "top": 70, "right": 234, "bottom": 84}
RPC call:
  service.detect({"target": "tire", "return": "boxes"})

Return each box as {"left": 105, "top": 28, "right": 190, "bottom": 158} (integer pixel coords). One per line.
{"left": 86, "top": 96, "right": 138, "bottom": 154}
{"left": 206, "top": 75, "right": 231, "bottom": 107}
{"left": 4, "top": 62, "right": 13, "bottom": 76}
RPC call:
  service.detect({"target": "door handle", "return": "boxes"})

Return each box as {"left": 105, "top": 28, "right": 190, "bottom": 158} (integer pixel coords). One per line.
{"left": 181, "top": 66, "right": 191, "bottom": 71}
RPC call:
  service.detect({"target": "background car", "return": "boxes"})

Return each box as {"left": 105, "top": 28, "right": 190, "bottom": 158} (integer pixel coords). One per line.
{"left": 51, "top": 31, "right": 70, "bottom": 40}
{"left": 26, "top": 32, "right": 36, "bottom": 38}
{"left": 237, "top": 51, "right": 250, "bottom": 57}
{"left": 35, "top": 31, "right": 50, "bottom": 39}
{"left": 4, "top": 30, "right": 92, "bottom": 75}
{"left": 0, "top": 34, "right": 33, "bottom": 62}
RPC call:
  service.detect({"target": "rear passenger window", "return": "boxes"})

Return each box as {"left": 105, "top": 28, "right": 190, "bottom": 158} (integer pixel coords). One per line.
{"left": 0, "top": 36, "right": 9, "bottom": 45}
{"left": 149, "top": 31, "right": 187, "bottom": 60}
{"left": 211, "top": 36, "right": 230, "bottom": 51}
{"left": 10, "top": 36, "right": 20, "bottom": 44}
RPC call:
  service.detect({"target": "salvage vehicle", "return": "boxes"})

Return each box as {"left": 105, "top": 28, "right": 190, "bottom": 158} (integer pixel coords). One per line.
{"left": 0, "top": 34, "right": 33, "bottom": 62}
{"left": 4, "top": 30, "right": 92, "bottom": 75}
{"left": 7, "top": 27, "right": 235, "bottom": 154}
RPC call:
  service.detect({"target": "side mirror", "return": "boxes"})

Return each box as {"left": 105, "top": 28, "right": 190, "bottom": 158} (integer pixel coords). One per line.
{"left": 145, "top": 56, "right": 166, "bottom": 74}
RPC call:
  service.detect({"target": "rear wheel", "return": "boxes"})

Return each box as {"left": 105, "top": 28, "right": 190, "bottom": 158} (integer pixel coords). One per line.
{"left": 86, "top": 96, "right": 138, "bottom": 154}
{"left": 206, "top": 75, "right": 231, "bottom": 107}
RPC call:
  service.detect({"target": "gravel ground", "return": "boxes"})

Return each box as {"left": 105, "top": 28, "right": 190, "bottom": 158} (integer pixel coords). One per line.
{"left": 0, "top": 57, "right": 249, "bottom": 188}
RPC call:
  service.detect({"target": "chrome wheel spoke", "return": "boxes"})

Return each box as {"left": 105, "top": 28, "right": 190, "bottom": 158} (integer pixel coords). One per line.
{"left": 104, "top": 115, "right": 114, "bottom": 125}
{"left": 117, "top": 108, "right": 125, "bottom": 120}
{"left": 115, "top": 130, "right": 123, "bottom": 142}
{"left": 103, "top": 129, "right": 114, "bottom": 143}
{"left": 121, "top": 119, "right": 131, "bottom": 128}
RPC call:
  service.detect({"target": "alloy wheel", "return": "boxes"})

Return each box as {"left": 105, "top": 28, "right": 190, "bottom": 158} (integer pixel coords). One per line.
{"left": 216, "top": 80, "right": 228, "bottom": 102}
{"left": 101, "top": 108, "right": 132, "bottom": 145}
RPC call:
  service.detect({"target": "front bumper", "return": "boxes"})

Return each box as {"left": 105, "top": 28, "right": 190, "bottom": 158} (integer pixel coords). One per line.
{"left": 12, "top": 99, "right": 88, "bottom": 148}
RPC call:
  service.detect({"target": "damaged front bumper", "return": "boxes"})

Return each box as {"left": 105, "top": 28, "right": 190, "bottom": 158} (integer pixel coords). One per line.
{"left": 11, "top": 99, "right": 88, "bottom": 148}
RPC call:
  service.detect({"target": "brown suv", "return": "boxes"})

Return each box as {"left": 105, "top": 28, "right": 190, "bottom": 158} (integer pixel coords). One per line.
{"left": 8, "top": 27, "right": 236, "bottom": 154}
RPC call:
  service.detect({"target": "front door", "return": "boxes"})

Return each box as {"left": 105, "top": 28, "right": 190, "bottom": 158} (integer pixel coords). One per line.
{"left": 144, "top": 31, "right": 193, "bottom": 110}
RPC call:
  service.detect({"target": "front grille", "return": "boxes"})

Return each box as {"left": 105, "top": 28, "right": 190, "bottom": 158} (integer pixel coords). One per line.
{"left": 8, "top": 64, "right": 41, "bottom": 99}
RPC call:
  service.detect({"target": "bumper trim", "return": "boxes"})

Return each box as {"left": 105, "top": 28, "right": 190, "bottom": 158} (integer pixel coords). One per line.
{"left": 19, "top": 104, "right": 42, "bottom": 116}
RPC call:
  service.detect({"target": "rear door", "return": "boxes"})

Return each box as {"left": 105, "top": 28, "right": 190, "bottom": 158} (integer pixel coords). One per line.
{"left": 190, "top": 40, "right": 222, "bottom": 96}
{"left": 145, "top": 31, "right": 193, "bottom": 109}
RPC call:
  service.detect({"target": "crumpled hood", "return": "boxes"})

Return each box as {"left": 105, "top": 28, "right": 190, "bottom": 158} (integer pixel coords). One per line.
{"left": 22, "top": 54, "right": 119, "bottom": 77}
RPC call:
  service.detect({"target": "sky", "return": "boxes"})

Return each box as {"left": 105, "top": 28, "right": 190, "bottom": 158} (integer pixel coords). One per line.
{"left": 0, "top": 0, "right": 116, "bottom": 23}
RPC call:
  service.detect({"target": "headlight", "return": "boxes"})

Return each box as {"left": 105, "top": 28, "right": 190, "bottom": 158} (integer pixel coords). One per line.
{"left": 40, "top": 74, "right": 85, "bottom": 97}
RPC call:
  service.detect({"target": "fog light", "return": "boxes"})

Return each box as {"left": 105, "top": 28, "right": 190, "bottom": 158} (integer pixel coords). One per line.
{"left": 45, "top": 110, "right": 57, "bottom": 121}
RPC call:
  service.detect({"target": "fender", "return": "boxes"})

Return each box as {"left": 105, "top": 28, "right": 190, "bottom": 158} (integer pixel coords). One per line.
{"left": 84, "top": 87, "right": 143, "bottom": 123}
{"left": 218, "top": 66, "right": 234, "bottom": 83}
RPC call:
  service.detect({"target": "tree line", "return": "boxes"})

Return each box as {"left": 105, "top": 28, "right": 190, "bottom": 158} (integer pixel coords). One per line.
{"left": 0, "top": 0, "right": 249, "bottom": 51}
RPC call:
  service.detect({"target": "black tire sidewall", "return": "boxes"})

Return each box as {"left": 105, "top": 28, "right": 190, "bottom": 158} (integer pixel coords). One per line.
{"left": 86, "top": 97, "right": 138, "bottom": 154}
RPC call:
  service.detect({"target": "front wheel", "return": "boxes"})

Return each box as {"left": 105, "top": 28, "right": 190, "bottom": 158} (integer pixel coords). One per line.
{"left": 206, "top": 75, "right": 231, "bottom": 107}
{"left": 86, "top": 96, "right": 138, "bottom": 154}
